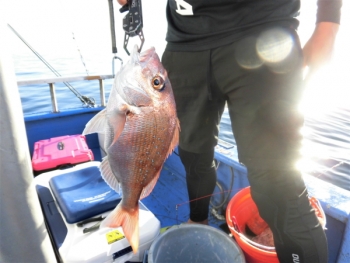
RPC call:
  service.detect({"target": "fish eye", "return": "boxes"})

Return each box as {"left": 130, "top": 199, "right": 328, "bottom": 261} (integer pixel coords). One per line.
{"left": 152, "top": 76, "right": 165, "bottom": 91}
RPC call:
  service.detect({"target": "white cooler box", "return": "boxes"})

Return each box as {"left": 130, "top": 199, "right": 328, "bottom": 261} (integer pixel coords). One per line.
{"left": 34, "top": 161, "right": 160, "bottom": 263}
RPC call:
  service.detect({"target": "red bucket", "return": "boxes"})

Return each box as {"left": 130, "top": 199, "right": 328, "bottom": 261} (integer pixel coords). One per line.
{"left": 226, "top": 187, "right": 326, "bottom": 263}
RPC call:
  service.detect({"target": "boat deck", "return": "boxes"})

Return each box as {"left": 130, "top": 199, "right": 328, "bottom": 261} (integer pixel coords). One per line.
{"left": 23, "top": 107, "right": 350, "bottom": 263}
{"left": 142, "top": 158, "right": 229, "bottom": 231}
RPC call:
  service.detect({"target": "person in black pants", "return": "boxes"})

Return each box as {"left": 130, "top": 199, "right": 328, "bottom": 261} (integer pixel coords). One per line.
{"left": 116, "top": 1, "right": 342, "bottom": 262}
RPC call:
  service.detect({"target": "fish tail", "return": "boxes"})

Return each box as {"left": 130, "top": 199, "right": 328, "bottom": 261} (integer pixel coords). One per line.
{"left": 101, "top": 203, "right": 139, "bottom": 253}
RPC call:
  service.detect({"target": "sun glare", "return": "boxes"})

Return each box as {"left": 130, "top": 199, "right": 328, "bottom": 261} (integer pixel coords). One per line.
{"left": 299, "top": 64, "right": 349, "bottom": 116}
{"left": 297, "top": 14, "right": 350, "bottom": 174}
{"left": 298, "top": 61, "right": 349, "bottom": 173}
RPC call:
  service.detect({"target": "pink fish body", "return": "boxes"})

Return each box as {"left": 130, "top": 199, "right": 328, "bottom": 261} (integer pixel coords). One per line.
{"left": 83, "top": 46, "right": 179, "bottom": 253}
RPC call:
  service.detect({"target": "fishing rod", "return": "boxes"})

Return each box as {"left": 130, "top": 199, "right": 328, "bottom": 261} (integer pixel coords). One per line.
{"left": 7, "top": 24, "right": 96, "bottom": 108}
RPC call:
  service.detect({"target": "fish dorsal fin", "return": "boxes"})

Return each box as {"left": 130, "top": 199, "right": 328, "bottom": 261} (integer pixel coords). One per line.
{"left": 167, "top": 118, "right": 180, "bottom": 157}
{"left": 131, "top": 45, "right": 140, "bottom": 63}
{"left": 82, "top": 109, "right": 107, "bottom": 135}
{"left": 100, "top": 157, "right": 121, "bottom": 194}
{"left": 139, "top": 168, "right": 162, "bottom": 200}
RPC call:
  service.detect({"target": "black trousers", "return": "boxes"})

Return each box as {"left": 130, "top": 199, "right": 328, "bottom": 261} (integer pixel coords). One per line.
{"left": 162, "top": 27, "right": 328, "bottom": 263}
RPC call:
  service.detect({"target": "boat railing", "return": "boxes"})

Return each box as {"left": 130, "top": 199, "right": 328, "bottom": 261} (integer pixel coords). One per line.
{"left": 17, "top": 74, "right": 114, "bottom": 113}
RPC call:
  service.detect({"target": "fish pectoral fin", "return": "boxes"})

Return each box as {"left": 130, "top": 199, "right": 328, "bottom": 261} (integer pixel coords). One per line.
{"left": 110, "top": 104, "right": 141, "bottom": 145}
{"left": 166, "top": 118, "right": 180, "bottom": 157}
{"left": 108, "top": 109, "right": 127, "bottom": 145}
{"left": 83, "top": 109, "right": 107, "bottom": 135}
{"left": 140, "top": 169, "right": 162, "bottom": 200}
{"left": 100, "top": 157, "right": 121, "bottom": 194}
{"left": 100, "top": 203, "right": 140, "bottom": 253}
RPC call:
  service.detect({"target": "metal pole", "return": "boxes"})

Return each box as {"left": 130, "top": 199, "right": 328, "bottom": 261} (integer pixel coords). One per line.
{"left": 108, "top": 0, "right": 118, "bottom": 54}
{"left": 49, "top": 83, "right": 59, "bottom": 112}
{"left": 0, "top": 15, "right": 56, "bottom": 263}
{"left": 99, "top": 79, "right": 106, "bottom": 107}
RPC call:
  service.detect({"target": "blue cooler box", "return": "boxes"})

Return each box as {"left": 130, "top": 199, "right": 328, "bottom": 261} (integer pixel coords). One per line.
{"left": 34, "top": 162, "right": 160, "bottom": 263}
{"left": 48, "top": 164, "right": 120, "bottom": 224}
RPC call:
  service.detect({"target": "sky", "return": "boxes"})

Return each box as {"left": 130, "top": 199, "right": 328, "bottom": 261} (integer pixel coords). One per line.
{"left": 3, "top": 0, "right": 167, "bottom": 63}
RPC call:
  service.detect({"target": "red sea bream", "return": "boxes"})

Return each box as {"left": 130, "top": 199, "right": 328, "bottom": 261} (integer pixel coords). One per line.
{"left": 83, "top": 46, "right": 179, "bottom": 253}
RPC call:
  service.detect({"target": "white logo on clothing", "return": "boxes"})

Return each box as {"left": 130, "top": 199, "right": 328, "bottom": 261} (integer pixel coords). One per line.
{"left": 175, "top": 0, "right": 193, "bottom": 16}
{"left": 292, "top": 254, "right": 300, "bottom": 263}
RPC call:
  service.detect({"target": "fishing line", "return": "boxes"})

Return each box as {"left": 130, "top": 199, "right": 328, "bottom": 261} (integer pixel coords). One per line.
{"left": 211, "top": 166, "right": 235, "bottom": 210}
{"left": 174, "top": 189, "right": 234, "bottom": 224}
{"left": 58, "top": 0, "right": 90, "bottom": 76}
{"left": 173, "top": 159, "right": 236, "bottom": 223}
{"left": 312, "top": 160, "right": 345, "bottom": 177}
{"left": 175, "top": 190, "right": 235, "bottom": 211}
{"left": 7, "top": 24, "right": 96, "bottom": 107}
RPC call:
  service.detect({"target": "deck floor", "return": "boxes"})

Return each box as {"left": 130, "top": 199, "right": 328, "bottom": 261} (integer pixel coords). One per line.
{"left": 141, "top": 163, "right": 229, "bottom": 232}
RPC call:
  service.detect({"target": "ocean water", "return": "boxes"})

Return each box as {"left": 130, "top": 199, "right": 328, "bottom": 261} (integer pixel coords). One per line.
{"left": 6, "top": 0, "right": 350, "bottom": 191}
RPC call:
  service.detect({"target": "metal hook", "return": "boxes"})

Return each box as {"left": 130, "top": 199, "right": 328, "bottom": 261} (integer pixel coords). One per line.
{"left": 112, "top": 55, "right": 123, "bottom": 77}
{"left": 120, "top": 0, "right": 144, "bottom": 56}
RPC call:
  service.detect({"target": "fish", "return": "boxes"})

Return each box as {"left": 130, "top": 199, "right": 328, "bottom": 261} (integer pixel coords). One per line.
{"left": 247, "top": 197, "right": 326, "bottom": 249}
{"left": 82, "top": 45, "right": 179, "bottom": 253}
{"left": 251, "top": 227, "right": 275, "bottom": 247}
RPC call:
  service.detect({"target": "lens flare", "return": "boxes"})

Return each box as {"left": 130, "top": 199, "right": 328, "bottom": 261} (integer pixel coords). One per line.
{"left": 235, "top": 36, "right": 263, "bottom": 69}
{"left": 256, "top": 28, "right": 294, "bottom": 64}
